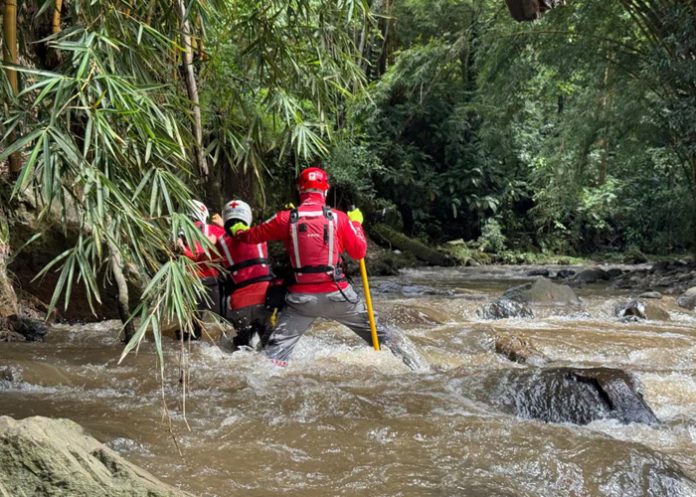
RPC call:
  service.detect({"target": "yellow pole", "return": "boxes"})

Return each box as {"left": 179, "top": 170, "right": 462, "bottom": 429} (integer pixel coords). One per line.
{"left": 359, "top": 258, "right": 380, "bottom": 351}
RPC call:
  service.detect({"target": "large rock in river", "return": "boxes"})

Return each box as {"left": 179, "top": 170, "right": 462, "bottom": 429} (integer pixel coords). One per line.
{"left": 570, "top": 267, "right": 610, "bottom": 285}
{"left": 481, "top": 367, "right": 658, "bottom": 425}
{"left": 478, "top": 299, "right": 534, "bottom": 320}
{"left": 614, "top": 299, "right": 671, "bottom": 321}
{"left": 0, "top": 416, "right": 191, "bottom": 497}
{"left": 502, "top": 277, "right": 580, "bottom": 306}
{"left": 677, "top": 287, "right": 696, "bottom": 310}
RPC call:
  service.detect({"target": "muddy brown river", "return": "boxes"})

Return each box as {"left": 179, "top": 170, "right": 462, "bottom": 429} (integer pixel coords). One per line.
{"left": 2, "top": 265, "right": 696, "bottom": 496}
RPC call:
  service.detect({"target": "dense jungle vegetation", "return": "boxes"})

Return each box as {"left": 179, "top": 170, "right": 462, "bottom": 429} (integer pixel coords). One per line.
{"left": 1, "top": 0, "right": 695, "bottom": 350}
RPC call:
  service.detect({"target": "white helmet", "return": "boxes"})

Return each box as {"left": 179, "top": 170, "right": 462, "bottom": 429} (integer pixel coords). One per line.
{"left": 188, "top": 199, "right": 209, "bottom": 224}
{"left": 222, "top": 199, "right": 252, "bottom": 226}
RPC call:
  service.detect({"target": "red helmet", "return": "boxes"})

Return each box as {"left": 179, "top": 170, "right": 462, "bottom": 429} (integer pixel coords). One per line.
{"left": 297, "top": 167, "right": 330, "bottom": 192}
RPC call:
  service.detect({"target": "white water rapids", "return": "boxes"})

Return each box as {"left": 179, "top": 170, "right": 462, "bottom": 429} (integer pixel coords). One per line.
{"left": 1, "top": 265, "right": 696, "bottom": 496}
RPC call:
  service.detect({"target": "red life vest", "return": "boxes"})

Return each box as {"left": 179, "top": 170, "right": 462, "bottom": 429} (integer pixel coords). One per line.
{"left": 288, "top": 205, "right": 344, "bottom": 285}
{"left": 217, "top": 234, "right": 271, "bottom": 288}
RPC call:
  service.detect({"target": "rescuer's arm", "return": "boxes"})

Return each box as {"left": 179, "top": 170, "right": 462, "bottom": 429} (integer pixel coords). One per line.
{"left": 340, "top": 208, "right": 367, "bottom": 260}
{"left": 234, "top": 210, "right": 290, "bottom": 244}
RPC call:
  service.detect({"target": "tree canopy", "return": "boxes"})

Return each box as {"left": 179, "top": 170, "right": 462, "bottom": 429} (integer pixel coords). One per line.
{"left": 1, "top": 0, "right": 695, "bottom": 350}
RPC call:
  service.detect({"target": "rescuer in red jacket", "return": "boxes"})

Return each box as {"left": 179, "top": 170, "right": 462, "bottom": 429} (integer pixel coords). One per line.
{"left": 217, "top": 199, "right": 273, "bottom": 350}
{"left": 232, "top": 167, "right": 400, "bottom": 366}
{"left": 180, "top": 200, "right": 226, "bottom": 335}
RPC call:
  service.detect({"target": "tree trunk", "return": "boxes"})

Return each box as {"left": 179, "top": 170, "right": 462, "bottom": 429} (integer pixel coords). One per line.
{"left": 107, "top": 239, "right": 135, "bottom": 343}
{"left": 369, "top": 223, "right": 455, "bottom": 266}
{"left": 0, "top": 210, "right": 18, "bottom": 320}
{"left": 175, "top": 0, "right": 208, "bottom": 180}
{"left": 3, "top": 0, "right": 22, "bottom": 175}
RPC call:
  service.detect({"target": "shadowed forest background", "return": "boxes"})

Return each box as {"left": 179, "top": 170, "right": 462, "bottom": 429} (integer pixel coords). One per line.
{"left": 1, "top": 0, "right": 695, "bottom": 342}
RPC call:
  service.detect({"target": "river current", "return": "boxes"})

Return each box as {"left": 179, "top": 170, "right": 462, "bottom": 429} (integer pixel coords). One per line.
{"left": 2, "top": 265, "right": 696, "bottom": 496}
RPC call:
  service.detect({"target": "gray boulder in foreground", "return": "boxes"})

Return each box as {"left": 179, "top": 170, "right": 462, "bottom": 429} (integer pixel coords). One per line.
{"left": 0, "top": 416, "right": 190, "bottom": 497}
{"left": 503, "top": 277, "right": 581, "bottom": 306}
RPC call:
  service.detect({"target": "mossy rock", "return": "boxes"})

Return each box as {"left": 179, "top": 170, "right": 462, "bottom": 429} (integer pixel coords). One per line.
{"left": 0, "top": 416, "right": 192, "bottom": 497}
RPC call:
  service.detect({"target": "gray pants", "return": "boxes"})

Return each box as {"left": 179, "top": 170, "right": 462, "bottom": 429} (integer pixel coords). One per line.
{"left": 227, "top": 304, "right": 269, "bottom": 349}
{"left": 264, "top": 285, "right": 392, "bottom": 363}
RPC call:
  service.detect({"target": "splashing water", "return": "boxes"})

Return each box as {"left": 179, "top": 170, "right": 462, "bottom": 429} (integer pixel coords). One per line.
{"left": 1, "top": 265, "right": 696, "bottom": 497}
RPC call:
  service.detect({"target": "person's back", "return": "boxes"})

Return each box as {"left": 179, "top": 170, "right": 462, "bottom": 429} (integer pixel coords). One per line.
{"left": 218, "top": 200, "right": 273, "bottom": 350}
{"left": 239, "top": 193, "right": 366, "bottom": 295}
{"left": 234, "top": 167, "right": 399, "bottom": 366}
{"left": 181, "top": 200, "right": 225, "bottom": 320}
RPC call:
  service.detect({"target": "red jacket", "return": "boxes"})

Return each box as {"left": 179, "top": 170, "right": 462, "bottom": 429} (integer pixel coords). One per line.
{"left": 216, "top": 233, "right": 271, "bottom": 310}
{"left": 236, "top": 193, "right": 367, "bottom": 294}
{"left": 182, "top": 222, "right": 226, "bottom": 279}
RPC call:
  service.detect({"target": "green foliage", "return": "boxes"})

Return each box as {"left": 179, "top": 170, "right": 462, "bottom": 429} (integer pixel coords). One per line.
{"left": 347, "top": 0, "right": 696, "bottom": 254}
{"left": 200, "top": 0, "right": 370, "bottom": 207}
{"left": 476, "top": 218, "right": 507, "bottom": 253}
{"left": 1, "top": 0, "right": 376, "bottom": 367}
{"left": 323, "top": 138, "right": 384, "bottom": 207}
{"left": 0, "top": 1, "right": 225, "bottom": 365}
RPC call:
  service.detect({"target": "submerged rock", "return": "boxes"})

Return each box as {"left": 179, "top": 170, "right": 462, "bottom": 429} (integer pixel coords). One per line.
{"left": 571, "top": 268, "right": 610, "bottom": 285}
{"left": 384, "top": 304, "right": 449, "bottom": 325}
{"left": 376, "top": 281, "right": 453, "bottom": 297}
{"left": 502, "top": 278, "right": 580, "bottom": 306}
{"left": 478, "top": 299, "right": 534, "bottom": 320}
{"left": 639, "top": 291, "right": 663, "bottom": 299}
{"left": 484, "top": 367, "right": 658, "bottom": 425}
{"left": 0, "top": 416, "right": 192, "bottom": 497}
{"left": 494, "top": 334, "right": 548, "bottom": 365}
{"left": 526, "top": 268, "right": 550, "bottom": 277}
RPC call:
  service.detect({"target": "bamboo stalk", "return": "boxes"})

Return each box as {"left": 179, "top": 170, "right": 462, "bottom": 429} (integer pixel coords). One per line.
{"left": 52, "top": 0, "right": 63, "bottom": 34}
{"left": 175, "top": 0, "right": 209, "bottom": 179}
{"left": 2, "top": 0, "right": 21, "bottom": 175}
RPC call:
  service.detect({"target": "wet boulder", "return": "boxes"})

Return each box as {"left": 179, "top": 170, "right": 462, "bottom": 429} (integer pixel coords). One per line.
{"left": 606, "top": 267, "right": 624, "bottom": 279}
{"left": 526, "top": 268, "right": 550, "bottom": 277}
{"left": 485, "top": 367, "right": 658, "bottom": 425}
{"left": 0, "top": 416, "right": 192, "bottom": 497}
{"left": 494, "top": 334, "right": 548, "bottom": 365}
{"left": 478, "top": 299, "right": 534, "bottom": 319}
{"left": 555, "top": 269, "right": 576, "bottom": 279}
{"left": 5, "top": 314, "right": 48, "bottom": 341}
{"left": 677, "top": 287, "right": 696, "bottom": 310}
{"left": 570, "top": 268, "right": 610, "bottom": 285}
{"left": 615, "top": 299, "right": 647, "bottom": 320}
{"left": 614, "top": 299, "right": 670, "bottom": 321}
{"left": 502, "top": 277, "right": 580, "bottom": 306}
{"left": 0, "top": 329, "right": 26, "bottom": 342}
{"left": 639, "top": 291, "right": 662, "bottom": 299}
